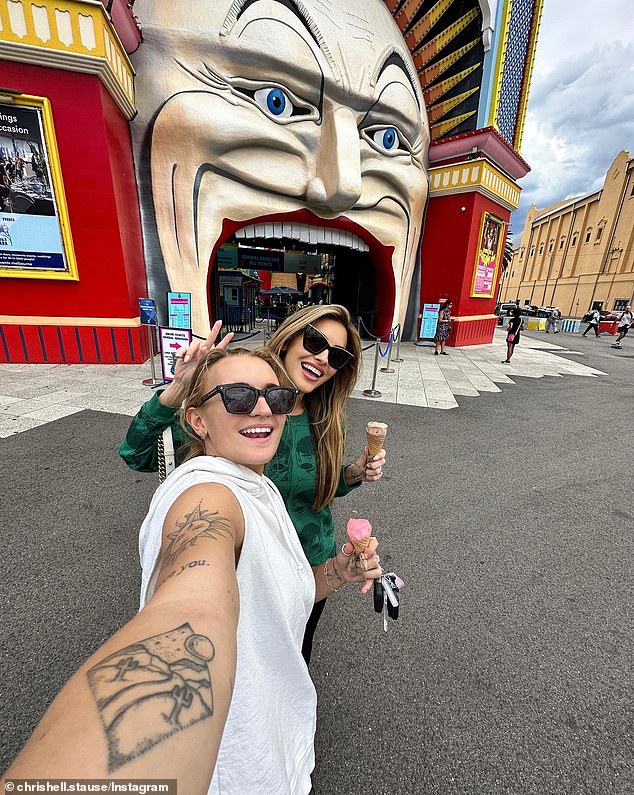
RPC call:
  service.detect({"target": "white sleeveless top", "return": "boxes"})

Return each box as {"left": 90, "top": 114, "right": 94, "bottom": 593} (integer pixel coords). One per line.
{"left": 138, "top": 456, "right": 316, "bottom": 795}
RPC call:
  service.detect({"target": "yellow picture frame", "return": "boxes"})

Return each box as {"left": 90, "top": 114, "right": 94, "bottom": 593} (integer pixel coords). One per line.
{"left": 470, "top": 212, "right": 504, "bottom": 298}
{"left": 0, "top": 93, "right": 78, "bottom": 280}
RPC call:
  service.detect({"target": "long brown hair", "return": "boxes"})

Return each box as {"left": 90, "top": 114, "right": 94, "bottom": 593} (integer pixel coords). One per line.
{"left": 268, "top": 305, "right": 362, "bottom": 510}
{"left": 180, "top": 347, "right": 287, "bottom": 461}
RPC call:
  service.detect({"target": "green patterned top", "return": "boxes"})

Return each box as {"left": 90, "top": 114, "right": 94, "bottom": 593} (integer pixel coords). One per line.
{"left": 265, "top": 411, "right": 359, "bottom": 566}
{"left": 119, "top": 394, "right": 358, "bottom": 566}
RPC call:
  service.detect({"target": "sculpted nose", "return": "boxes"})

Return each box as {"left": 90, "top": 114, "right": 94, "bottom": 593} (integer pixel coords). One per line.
{"left": 306, "top": 106, "right": 362, "bottom": 213}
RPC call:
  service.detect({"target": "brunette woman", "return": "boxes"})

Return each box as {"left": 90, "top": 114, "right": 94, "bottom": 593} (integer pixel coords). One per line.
{"left": 433, "top": 299, "right": 452, "bottom": 355}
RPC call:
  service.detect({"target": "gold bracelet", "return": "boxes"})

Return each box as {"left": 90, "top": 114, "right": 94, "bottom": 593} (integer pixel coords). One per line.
{"left": 324, "top": 558, "right": 344, "bottom": 593}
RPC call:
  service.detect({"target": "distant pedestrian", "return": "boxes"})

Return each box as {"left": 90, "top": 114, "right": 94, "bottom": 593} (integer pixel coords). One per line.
{"left": 502, "top": 307, "right": 523, "bottom": 364}
{"left": 582, "top": 309, "right": 601, "bottom": 337}
{"left": 545, "top": 307, "right": 561, "bottom": 334}
{"left": 434, "top": 300, "right": 452, "bottom": 355}
{"left": 611, "top": 305, "right": 633, "bottom": 349}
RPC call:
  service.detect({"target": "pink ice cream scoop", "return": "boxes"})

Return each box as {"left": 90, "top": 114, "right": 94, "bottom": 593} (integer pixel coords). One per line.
{"left": 347, "top": 518, "right": 372, "bottom": 542}
{"left": 346, "top": 518, "right": 372, "bottom": 567}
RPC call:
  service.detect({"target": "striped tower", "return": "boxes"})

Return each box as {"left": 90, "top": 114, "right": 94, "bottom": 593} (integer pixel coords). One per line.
{"left": 385, "top": 0, "right": 544, "bottom": 345}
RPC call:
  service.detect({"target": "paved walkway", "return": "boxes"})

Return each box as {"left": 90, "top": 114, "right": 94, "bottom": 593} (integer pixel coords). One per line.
{"left": 0, "top": 328, "right": 605, "bottom": 437}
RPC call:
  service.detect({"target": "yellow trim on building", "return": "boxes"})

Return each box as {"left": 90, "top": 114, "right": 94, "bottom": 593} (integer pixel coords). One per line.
{"left": 0, "top": 314, "right": 142, "bottom": 326}
{"left": 431, "top": 109, "right": 477, "bottom": 140}
{"left": 451, "top": 314, "right": 498, "bottom": 322}
{"left": 487, "top": 0, "right": 513, "bottom": 128}
{"left": 429, "top": 158, "right": 521, "bottom": 210}
{"left": 0, "top": 93, "right": 79, "bottom": 281}
{"left": 0, "top": 0, "right": 135, "bottom": 118}
{"left": 428, "top": 86, "right": 479, "bottom": 124}
{"left": 513, "top": 0, "right": 544, "bottom": 151}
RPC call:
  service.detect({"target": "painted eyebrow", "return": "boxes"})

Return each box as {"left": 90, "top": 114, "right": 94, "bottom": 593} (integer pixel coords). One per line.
{"left": 374, "top": 51, "right": 421, "bottom": 111}
{"left": 221, "top": 0, "right": 337, "bottom": 74}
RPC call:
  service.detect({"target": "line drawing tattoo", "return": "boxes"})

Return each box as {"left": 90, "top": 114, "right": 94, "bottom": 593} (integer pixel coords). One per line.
{"left": 162, "top": 502, "right": 233, "bottom": 569}
{"left": 87, "top": 624, "right": 215, "bottom": 772}
{"left": 166, "top": 559, "right": 211, "bottom": 580}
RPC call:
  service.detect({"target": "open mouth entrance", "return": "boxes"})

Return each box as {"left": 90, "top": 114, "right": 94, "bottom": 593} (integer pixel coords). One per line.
{"left": 206, "top": 211, "right": 394, "bottom": 339}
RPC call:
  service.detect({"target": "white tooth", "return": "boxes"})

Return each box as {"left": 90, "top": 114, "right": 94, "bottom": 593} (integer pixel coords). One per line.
{"left": 244, "top": 224, "right": 256, "bottom": 238}
{"left": 351, "top": 233, "right": 360, "bottom": 251}
{"left": 315, "top": 227, "right": 326, "bottom": 244}
{"left": 254, "top": 224, "right": 266, "bottom": 238}
{"left": 265, "top": 222, "right": 275, "bottom": 238}
{"left": 235, "top": 227, "right": 246, "bottom": 239}
{"left": 360, "top": 240, "right": 369, "bottom": 252}
{"left": 324, "top": 227, "right": 333, "bottom": 245}
{"left": 300, "top": 224, "right": 311, "bottom": 243}
{"left": 344, "top": 231, "right": 354, "bottom": 249}
{"left": 283, "top": 222, "right": 293, "bottom": 239}
{"left": 309, "top": 226, "right": 318, "bottom": 245}
{"left": 273, "top": 222, "right": 284, "bottom": 238}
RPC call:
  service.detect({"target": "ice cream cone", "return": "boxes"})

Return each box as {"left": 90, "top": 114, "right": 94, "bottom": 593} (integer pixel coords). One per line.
{"left": 366, "top": 421, "right": 388, "bottom": 457}
{"left": 347, "top": 517, "right": 372, "bottom": 569}
{"left": 351, "top": 537, "right": 370, "bottom": 557}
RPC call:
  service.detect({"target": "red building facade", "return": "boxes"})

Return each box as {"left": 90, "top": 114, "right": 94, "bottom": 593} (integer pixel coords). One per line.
{"left": 0, "top": 0, "right": 147, "bottom": 363}
{"left": 0, "top": 0, "right": 543, "bottom": 361}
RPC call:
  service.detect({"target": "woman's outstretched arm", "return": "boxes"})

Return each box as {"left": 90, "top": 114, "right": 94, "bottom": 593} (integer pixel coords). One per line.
{"left": 2, "top": 483, "right": 243, "bottom": 794}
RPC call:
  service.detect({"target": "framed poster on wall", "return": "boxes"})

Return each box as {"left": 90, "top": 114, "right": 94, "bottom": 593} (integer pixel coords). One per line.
{"left": 470, "top": 212, "right": 505, "bottom": 298}
{"left": 0, "top": 94, "right": 77, "bottom": 280}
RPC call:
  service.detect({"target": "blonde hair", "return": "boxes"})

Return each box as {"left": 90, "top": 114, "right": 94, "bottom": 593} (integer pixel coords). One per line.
{"left": 268, "top": 305, "right": 362, "bottom": 510}
{"left": 180, "top": 347, "right": 286, "bottom": 461}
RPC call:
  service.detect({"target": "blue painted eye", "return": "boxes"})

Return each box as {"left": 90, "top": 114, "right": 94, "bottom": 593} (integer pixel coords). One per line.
{"left": 254, "top": 87, "right": 293, "bottom": 119}
{"left": 372, "top": 127, "right": 401, "bottom": 152}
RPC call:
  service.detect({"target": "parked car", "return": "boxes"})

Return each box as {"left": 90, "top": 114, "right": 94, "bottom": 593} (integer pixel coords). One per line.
{"left": 536, "top": 306, "right": 558, "bottom": 318}
{"left": 520, "top": 304, "right": 538, "bottom": 316}
{"left": 495, "top": 302, "right": 517, "bottom": 325}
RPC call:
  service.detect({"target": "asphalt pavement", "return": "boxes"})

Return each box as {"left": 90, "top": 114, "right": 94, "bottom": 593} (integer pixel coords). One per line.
{"left": 1, "top": 328, "right": 632, "bottom": 793}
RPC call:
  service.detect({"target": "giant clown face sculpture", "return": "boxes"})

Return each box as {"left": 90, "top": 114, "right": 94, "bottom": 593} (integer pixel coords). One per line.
{"left": 133, "top": 0, "right": 429, "bottom": 335}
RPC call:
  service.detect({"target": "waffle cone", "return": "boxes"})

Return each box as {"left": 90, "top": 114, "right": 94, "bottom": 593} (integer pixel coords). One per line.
{"left": 365, "top": 422, "right": 388, "bottom": 457}
{"left": 366, "top": 431, "right": 385, "bottom": 457}
{"left": 351, "top": 537, "right": 370, "bottom": 558}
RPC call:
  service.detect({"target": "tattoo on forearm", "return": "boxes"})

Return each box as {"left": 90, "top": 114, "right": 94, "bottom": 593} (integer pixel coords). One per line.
{"left": 162, "top": 502, "right": 232, "bottom": 569}
{"left": 166, "top": 560, "right": 211, "bottom": 580}
{"left": 87, "top": 624, "right": 215, "bottom": 772}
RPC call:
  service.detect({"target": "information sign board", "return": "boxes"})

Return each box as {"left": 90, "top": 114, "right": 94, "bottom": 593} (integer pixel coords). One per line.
{"left": 159, "top": 327, "right": 192, "bottom": 382}
{"left": 139, "top": 298, "right": 157, "bottom": 326}
{"left": 167, "top": 292, "right": 191, "bottom": 329}
{"left": 420, "top": 303, "right": 440, "bottom": 339}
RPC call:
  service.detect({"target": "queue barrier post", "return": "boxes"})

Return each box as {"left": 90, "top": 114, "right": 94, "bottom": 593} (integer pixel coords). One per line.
{"left": 392, "top": 324, "right": 404, "bottom": 363}
{"left": 380, "top": 325, "right": 398, "bottom": 373}
{"left": 363, "top": 339, "right": 382, "bottom": 397}
{"left": 142, "top": 325, "right": 163, "bottom": 386}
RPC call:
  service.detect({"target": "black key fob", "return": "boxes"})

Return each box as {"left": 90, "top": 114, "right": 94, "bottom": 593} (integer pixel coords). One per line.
{"left": 373, "top": 577, "right": 384, "bottom": 613}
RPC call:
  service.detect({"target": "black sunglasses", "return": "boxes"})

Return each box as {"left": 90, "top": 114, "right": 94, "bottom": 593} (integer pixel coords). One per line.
{"left": 193, "top": 383, "right": 299, "bottom": 414}
{"left": 302, "top": 324, "right": 354, "bottom": 370}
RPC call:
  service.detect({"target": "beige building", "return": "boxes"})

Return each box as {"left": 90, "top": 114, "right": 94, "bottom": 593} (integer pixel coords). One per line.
{"left": 499, "top": 151, "right": 634, "bottom": 316}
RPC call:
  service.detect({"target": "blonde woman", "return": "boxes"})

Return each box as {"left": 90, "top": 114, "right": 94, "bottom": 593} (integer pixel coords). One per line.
{"left": 120, "top": 305, "right": 386, "bottom": 662}
{"left": 5, "top": 348, "right": 382, "bottom": 793}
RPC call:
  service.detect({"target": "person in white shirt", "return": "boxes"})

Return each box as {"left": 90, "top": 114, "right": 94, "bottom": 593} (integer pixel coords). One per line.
{"left": 545, "top": 307, "right": 561, "bottom": 334}
{"left": 582, "top": 309, "right": 601, "bottom": 337}
{"left": 612, "top": 305, "right": 633, "bottom": 348}
{"left": 2, "top": 347, "right": 383, "bottom": 795}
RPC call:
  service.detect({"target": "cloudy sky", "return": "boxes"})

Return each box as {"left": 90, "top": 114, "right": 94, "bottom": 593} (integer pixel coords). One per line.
{"left": 510, "top": 0, "right": 634, "bottom": 237}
